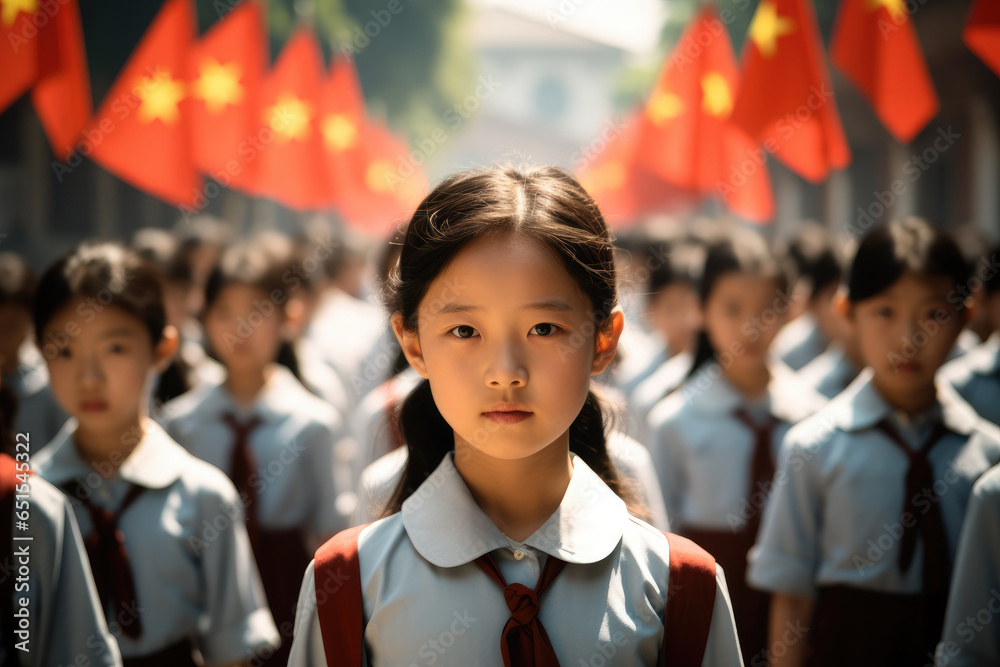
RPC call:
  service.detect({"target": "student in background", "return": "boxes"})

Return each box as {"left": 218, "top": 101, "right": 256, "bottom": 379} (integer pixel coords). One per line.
{"left": 31, "top": 242, "right": 279, "bottom": 665}
{"left": 748, "top": 219, "right": 1000, "bottom": 667}
{"left": 647, "top": 227, "right": 825, "bottom": 664}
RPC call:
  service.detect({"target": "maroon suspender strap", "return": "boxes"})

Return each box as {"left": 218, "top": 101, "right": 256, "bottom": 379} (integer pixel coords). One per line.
{"left": 315, "top": 523, "right": 370, "bottom": 667}
{"left": 664, "top": 532, "right": 718, "bottom": 667}
{"left": 314, "top": 527, "right": 719, "bottom": 666}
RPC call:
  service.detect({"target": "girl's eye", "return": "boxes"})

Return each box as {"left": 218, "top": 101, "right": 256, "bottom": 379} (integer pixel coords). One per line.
{"left": 927, "top": 309, "right": 948, "bottom": 321}
{"left": 530, "top": 323, "right": 559, "bottom": 336}
{"left": 877, "top": 306, "right": 893, "bottom": 318}
{"left": 55, "top": 347, "right": 71, "bottom": 359}
{"left": 449, "top": 325, "right": 479, "bottom": 339}
{"left": 108, "top": 343, "right": 125, "bottom": 354}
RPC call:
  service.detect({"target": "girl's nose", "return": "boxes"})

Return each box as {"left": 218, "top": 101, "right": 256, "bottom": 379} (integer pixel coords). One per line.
{"left": 79, "top": 353, "right": 105, "bottom": 387}
{"left": 484, "top": 340, "right": 527, "bottom": 388}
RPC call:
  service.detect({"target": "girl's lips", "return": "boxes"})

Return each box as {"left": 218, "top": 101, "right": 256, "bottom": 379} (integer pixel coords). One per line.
{"left": 483, "top": 411, "right": 533, "bottom": 424}
{"left": 895, "top": 360, "right": 921, "bottom": 373}
{"left": 80, "top": 399, "right": 108, "bottom": 412}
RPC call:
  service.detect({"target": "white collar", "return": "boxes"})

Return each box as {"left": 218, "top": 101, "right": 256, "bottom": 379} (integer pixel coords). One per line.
{"left": 401, "top": 452, "right": 629, "bottom": 568}
{"left": 190, "top": 363, "right": 312, "bottom": 423}
{"left": 680, "top": 360, "right": 823, "bottom": 424}
{"left": 960, "top": 332, "right": 1000, "bottom": 376}
{"left": 32, "top": 418, "right": 188, "bottom": 489}
{"left": 827, "top": 367, "right": 978, "bottom": 436}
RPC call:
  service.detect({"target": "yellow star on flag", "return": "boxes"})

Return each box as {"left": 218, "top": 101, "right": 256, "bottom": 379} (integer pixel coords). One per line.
{"left": 265, "top": 94, "right": 312, "bottom": 142}
{"left": 193, "top": 59, "right": 244, "bottom": 114}
{"left": 867, "top": 0, "right": 907, "bottom": 23}
{"left": 1, "top": 0, "right": 36, "bottom": 28}
{"left": 322, "top": 114, "right": 358, "bottom": 152}
{"left": 135, "top": 71, "right": 186, "bottom": 125}
{"left": 749, "top": 1, "right": 796, "bottom": 59}
{"left": 701, "top": 72, "right": 733, "bottom": 118}
{"left": 365, "top": 160, "right": 396, "bottom": 193}
{"left": 647, "top": 90, "right": 684, "bottom": 126}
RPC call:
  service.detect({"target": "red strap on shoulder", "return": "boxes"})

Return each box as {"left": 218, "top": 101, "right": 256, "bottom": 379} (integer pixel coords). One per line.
{"left": 663, "top": 532, "right": 718, "bottom": 667}
{"left": 314, "top": 523, "right": 371, "bottom": 667}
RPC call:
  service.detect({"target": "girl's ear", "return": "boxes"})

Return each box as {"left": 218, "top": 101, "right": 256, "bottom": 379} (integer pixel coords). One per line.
{"left": 591, "top": 308, "right": 625, "bottom": 376}
{"left": 283, "top": 296, "right": 306, "bottom": 339}
{"left": 153, "top": 325, "right": 180, "bottom": 373}
{"left": 391, "top": 313, "right": 429, "bottom": 379}
{"left": 961, "top": 298, "right": 976, "bottom": 328}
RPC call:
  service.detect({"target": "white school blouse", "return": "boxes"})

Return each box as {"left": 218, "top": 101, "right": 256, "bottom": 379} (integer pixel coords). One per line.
{"left": 795, "top": 343, "right": 860, "bottom": 400}
{"left": 939, "top": 332, "right": 1000, "bottom": 427}
{"left": 627, "top": 350, "right": 693, "bottom": 446}
{"left": 646, "top": 361, "right": 825, "bottom": 531}
{"left": 771, "top": 313, "right": 827, "bottom": 371}
{"left": 31, "top": 419, "right": 279, "bottom": 661}
{"left": 936, "top": 463, "right": 1000, "bottom": 667}
{"left": 3, "top": 359, "right": 68, "bottom": 452}
{"left": 747, "top": 369, "right": 1000, "bottom": 598}
{"left": 351, "top": 429, "right": 671, "bottom": 532}
{"left": 11, "top": 472, "right": 122, "bottom": 667}
{"left": 288, "top": 452, "right": 743, "bottom": 667}
{"left": 159, "top": 364, "right": 353, "bottom": 540}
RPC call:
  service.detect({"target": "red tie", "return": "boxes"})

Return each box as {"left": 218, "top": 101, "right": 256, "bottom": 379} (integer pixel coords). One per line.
{"left": 874, "top": 419, "right": 951, "bottom": 593}
{"left": 62, "top": 480, "right": 147, "bottom": 639}
{"left": 734, "top": 408, "right": 779, "bottom": 530}
{"left": 474, "top": 551, "right": 567, "bottom": 667}
{"left": 222, "top": 413, "right": 262, "bottom": 546}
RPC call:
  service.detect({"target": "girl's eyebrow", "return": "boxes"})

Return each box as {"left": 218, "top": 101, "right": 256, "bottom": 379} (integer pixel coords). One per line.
{"left": 436, "top": 299, "right": 574, "bottom": 315}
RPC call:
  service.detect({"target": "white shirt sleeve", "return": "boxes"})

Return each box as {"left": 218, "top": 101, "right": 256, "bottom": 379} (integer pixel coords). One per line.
{"left": 698, "top": 565, "right": 746, "bottom": 667}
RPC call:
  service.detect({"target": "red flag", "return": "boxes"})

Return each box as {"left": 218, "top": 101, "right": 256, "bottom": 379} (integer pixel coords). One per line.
{"left": 187, "top": 0, "right": 265, "bottom": 191}
{"left": 964, "top": 0, "right": 1000, "bottom": 77}
{"left": 832, "top": 0, "right": 938, "bottom": 144}
{"left": 731, "top": 0, "right": 850, "bottom": 183}
{"left": 0, "top": 0, "right": 54, "bottom": 114}
{"left": 637, "top": 7, "right": 774, "bottom": 221}
{"left": 31, "top": 0, "right": 92, "bottom": 160}
{"left": 86, "top": 0, "right": 199, "bottom": 206}
{"left": 251, "top": 27, "right": 329, "bottom": 211}
{"left": 577, "top": 115, "right": 694, "bottom": 227}
{"left": 319, "top": 57, "right": 425, "bottom": 234}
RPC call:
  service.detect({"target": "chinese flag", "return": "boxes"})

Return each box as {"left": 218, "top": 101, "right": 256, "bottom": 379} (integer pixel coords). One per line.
{"left": 1, "top": 0, "right": 55, "bottom": 114}
{"left": 251, "top": 27, "right": 330, "bottom": 211}
{"left": 87, "top": 0, "right": 199, "bottom": 207}
{"left": 319, "top": 55, "right": 367, "bottom": 208}
{"left": 187, "top": 0, "right": 265, "bottom": 191}
{"left": 637, "top": 7, "right": 773, "bottom": 222}
{"left": 577, "top": 115, "right": 694, "bottom": 227}
{"left": 964, "top": 0, "right": 1000, "bottom": 77}
{"left": 731, "top": 0, "right": 850, "bottom": 183}
{"left": 832, "top": 0, "right": 938, "bottom": 144}
{"left": 31, "top": 0, "right": 91, "bottom": 160}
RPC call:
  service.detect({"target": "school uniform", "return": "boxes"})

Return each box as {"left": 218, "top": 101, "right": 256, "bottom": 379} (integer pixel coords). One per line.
{"left": 771, "top": 313, "right": 828, "bottom": 371}
{"left": 350, "top": 367, "right": 422, "bottom": 485}
{"left": 936, "top": 464, "right": 1000, "bottom": 667}
{"left": 159, "top": 363, "right": 352, "bottom": 661}
{"left": 31, "top": 419, "right": 279, "bottom": 665}
{"left": 352, "top": 427, "right": 672, "bottom": 532}
{"left": 627, "top": 350, "right": 693, "bottom": 445}
{"left": 614, "top": 324, "right": 670, "bottom": 399}
{"left": 288, "top": 451, "right": 743, "bottom": 666}
{"left": 296, "top": 336, "right": 352, "bottom": 417}
{"left": 3, "top": 358, "right": 69, "bottom": 451}
{"left": 795, "top": 343, "right": 860, "bottom": 400}
{"left": 0, "top": 455, "right": 121, "bottom": 666}
{"left": 646, "top": 360, "right": 824, "bottom": 663}
{"left": 747, "top": 368, "right": 1000, "bottom": 666}
{"left": 939, "top": 332, "right": 1000, "bottom": 426}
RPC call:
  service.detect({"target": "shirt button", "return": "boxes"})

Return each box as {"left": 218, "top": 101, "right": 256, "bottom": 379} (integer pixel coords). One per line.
{"left": 513, "top": 549, "right": 525, "bottom": 561}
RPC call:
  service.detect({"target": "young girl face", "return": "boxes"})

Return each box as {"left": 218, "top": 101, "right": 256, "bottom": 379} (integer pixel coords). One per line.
{"left": 703, "top": 272, "right": 786, "bottom": 370}
{"left": 44, "top": 301, "right": 168, "bottom": 437}
{"left": 203, "top": 284, "right": 284, "bottom": 372}
{"left": 395, "top": 234, "right": 620, "bottom": 461}
{"left": 849, "top": 271, "right": 966, "bottom": 395}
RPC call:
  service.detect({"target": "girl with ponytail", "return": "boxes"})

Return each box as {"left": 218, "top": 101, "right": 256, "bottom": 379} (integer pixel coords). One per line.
{"left": 288, "top": 164, "right": 742, "bottom": 666}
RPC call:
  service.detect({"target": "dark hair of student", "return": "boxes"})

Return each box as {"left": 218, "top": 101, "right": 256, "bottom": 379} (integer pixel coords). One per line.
{"left": 687, "top": 227, "right": 788, "bottom": 378}
{"left": 781, "top": 221, "right": 842, "bottom": 301}
{"left": 33, "top": 242, "right": 166, "bottom": 347}
{"left": 985, "top": 244, "right": 1000, "bottom": 295}
{"left": 381, "top": 164, "right": 644, "bottom": 518}
{"left": 844, "top": 218, "right": 970, "bottom": 305}
{"left": 0, "top": 252, "right": 37, "bottom": 310}
{"left": 132, "top": 228, "right": 194, "bottom": 287}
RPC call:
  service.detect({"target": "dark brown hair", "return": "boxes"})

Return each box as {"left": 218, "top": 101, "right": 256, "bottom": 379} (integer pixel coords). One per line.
{"left": 382, "top": 164, "right": 644, "bottom": 517}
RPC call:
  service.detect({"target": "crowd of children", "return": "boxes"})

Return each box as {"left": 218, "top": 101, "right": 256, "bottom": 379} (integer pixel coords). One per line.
{"left": 1, "top": 164, "right": 999, "bottom": 666}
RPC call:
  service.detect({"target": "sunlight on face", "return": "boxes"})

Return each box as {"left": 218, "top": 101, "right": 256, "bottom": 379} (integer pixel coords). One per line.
{"left": 203, "top": 283, "right": 284, "bottom": 371}
{"left": 703, "top": 273, "right": 787, "bottom": 368}
{"left": 405, "top": 235, "right": 611, "bottom": 461}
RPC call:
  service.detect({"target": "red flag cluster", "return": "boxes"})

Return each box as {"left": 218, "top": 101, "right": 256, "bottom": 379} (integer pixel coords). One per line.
{"left": 2, "top": 0, "right": 425, "bottom": 235}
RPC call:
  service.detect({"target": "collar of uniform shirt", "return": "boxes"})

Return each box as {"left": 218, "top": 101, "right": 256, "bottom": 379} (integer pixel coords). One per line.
{"left": 828, "top": 367, "right": 978, "bottom": 437}
{"left": 400, "top": 452, "right": 629, "bottom": 568}
{"left": 965, "top": 331, "right": 1000, "bottom": 376}
{"left": 198, "top": 363, "right": 307, "bottom": 424}
{"left": 681, "top": 360, "right": 823, "bottom": 425}
{"left": 31, "top": 418, "right": 187, "bottom": 489}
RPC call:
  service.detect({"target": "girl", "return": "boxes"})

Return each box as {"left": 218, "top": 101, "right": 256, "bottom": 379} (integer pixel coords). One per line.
{"left": 748, "top": 218, "right": 1000, "bottom": 666}
{"left": 646, "top": 227, "right": 825, "bottom": 665}
{"left": 159, "top": 238, "right": 352, "bottom": 665}
{"left": 288, "top": 165, "right": 742, "bottom": 666}
{"left": 30, "top": 242, "right": 279, "bottom": 666}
